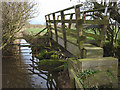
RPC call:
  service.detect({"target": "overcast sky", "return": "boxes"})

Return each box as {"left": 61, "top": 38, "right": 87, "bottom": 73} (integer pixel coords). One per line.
{"left": 29, "top": 0, "right": 120, "bottom": 25}
{"left": 29, "top": 0, "right": 77, "bottom": 25}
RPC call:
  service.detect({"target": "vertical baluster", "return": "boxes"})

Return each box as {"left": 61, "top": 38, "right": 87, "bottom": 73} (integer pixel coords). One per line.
{"left": 61, "top": 11, "right": 67, "bottom": 49}
{"left": 69, "top": 14, "right": 73, "bottom": 29}
{"left": 48, "top": 15, "right": 52, "bottom": 38}
{"left": 53, "top": 13, "right": 58, "bottom": 42}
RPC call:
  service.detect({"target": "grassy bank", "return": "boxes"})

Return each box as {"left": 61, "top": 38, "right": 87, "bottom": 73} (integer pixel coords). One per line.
{"left": 24, "top": 28, "right": 47, "bottom": 35}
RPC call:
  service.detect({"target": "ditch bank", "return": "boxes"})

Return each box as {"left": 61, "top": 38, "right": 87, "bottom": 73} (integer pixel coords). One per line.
{"left": 22, "top": 30, "right": 71, "bottom": 88}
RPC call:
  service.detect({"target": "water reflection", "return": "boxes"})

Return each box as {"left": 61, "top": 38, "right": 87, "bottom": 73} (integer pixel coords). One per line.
{"left": 2, "top": 39, "right": 70, "bottom": 89}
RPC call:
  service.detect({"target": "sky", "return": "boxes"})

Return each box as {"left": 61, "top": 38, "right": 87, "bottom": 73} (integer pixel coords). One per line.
{"left": 29, "top": 0, "right": 120, "bottom": 25}
{"left": 29, "top": 0, "right": 77, "bottom": 25}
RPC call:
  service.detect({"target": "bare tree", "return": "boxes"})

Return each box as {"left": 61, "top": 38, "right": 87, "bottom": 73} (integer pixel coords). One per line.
{"left": 1, "top": 1, "right": 37, "bottom": 49}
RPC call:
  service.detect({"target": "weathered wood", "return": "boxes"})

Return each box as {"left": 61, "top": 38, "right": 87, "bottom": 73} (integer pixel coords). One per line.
{"left": 61, "top": 11, "right": 67, "bottom": 49}
{"left": 56, "top": 15, "right": 60, "bottom": 25}
{"left": 46, "top": 4, "right": 83, "bottom": 16}
{"left": 69, "top": 14, "right": 73, "bottom": 29}
{"left": 48, "top": 15, "right": 52, "bottom": 38}
{"left": 83, "top": 31, "right": 101, "bottom": 40}
{"left": 85, "top": 19, "right": 109, "bottom": 25}
{"left": 45, "top": 16, "right": 48, "bottom": 29}
{"left": 51, "top": 15, "right": 109, "bottom": 26}
{"left": 45, "top": 4, "right": 110, "bottom": 58}
{"left": 100, "top": 16, "right": 109, "bottom": 47}
{"left": 53, "top": 13, "right": 58, "bottom": 42}
{"left": 46, "top": 19, "right": 78, "bottom": 23}
{"left": 75, "top": 5, "right": 83, "bottom": 58}
{"left": 34, "top": 27, "right": 47, "bottom": 36}
{"left": 48, "top": 15, "right": 51, "bottom": 28}
{"left": 57, "top": 13, "right": 75, "bottom": 17}
{"left": 45, "top": 6, "right": 111, "bottom": 17}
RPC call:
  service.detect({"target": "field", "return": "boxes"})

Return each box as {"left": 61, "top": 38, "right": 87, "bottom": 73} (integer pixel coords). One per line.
{"left": 24, "top": 28, "right": 47, "bottom": 35}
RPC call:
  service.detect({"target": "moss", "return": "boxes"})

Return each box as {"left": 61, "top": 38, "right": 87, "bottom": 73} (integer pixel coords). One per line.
{"left": 37, "top": 59, "right": 67, "bottom": 70}
{"left": 54, "top": 65, "right": 65, "bottom": 71}
{"left": 37, "top": 49, "right": 47, "bottom": 59}
{"left": 50, "top": 55, "right": 59, "bottom": 59}
{"left": 36, "top": 50, "right": 56, "bottom": 60}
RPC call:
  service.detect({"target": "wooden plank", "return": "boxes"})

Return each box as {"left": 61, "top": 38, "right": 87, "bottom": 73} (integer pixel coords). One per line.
{"left": 46, "top": 4, "right": 82, "bottom": 16}
{"left": 57, "top": 13, "right": 75, "bottom": 17}
{"left": 61, "top": 11, "right": 67, "bottom": 49}
{"left": 45, "top": 6, "right": 111, "bottom": 17}
{"left": 83, "top": 31, "right": 101, "bottom": 40}
{"left": 46, "top": 19, "right": 78, "bottom": 23}
{"left": 83, "top": 7, "right": 112, "bottom": 13}
{"left": 34, "top": 27, "right": 47, "bottom": 36}
{"left": 52, "top": 13, "right": 58, "bottom": 42}
{"left": 85, "top": 19, "right": 109, "bottom": 25}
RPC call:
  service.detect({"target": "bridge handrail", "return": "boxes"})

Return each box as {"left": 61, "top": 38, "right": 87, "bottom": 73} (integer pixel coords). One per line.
{"left": 45, "top": 4, "right": 83, "bottom": 16}
{"left": 45, "top": 6, "right": 112, "bottom": 17}
{"left": 45, "top": 4, "right": 110, "bottom": 58}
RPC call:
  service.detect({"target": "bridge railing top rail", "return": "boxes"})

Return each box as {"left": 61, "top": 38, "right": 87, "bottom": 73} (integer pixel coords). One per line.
{"left": 45, "top": 4, "right": 83, "bottom": 16}
{"left": 45, "top": 4, "right": 110, "bottom": 58}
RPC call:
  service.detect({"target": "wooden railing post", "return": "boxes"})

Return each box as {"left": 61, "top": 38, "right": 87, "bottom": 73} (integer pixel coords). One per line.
{"left": 61, "top": 11, "right": 67, "bottom": 49}
{"left": 48, "top": 15, "right": 52, "bottom": 38}
{"left": 53, "top": 13, "right": 58, "bottom": 42}
{"left": 75, "top": 5, "right": 83, "bottom": 58}
{"left": 45, "top": 16, "right": 48, "bottom": 29}
{"left": 100, "top": 16, "right": 109, "bottom": 47}
{"left": 69, "top": 14, "right": 73, "bottom": 29}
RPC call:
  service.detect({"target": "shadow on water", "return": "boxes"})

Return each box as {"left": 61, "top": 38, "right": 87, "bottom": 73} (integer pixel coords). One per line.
{"left": 2, "top": 39, "right": 71, "bottom": 89}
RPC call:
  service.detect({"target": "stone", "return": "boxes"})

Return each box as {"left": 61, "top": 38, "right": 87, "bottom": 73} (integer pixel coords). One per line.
{"left": 83, "top": 43, "right": 103, "bottom": 58}
{"left": 68, "top": 57, "right": 118, "bottom": 88}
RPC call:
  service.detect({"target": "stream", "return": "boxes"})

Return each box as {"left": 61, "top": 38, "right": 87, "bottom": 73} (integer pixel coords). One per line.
{"left": 2, "top": 39, "right": 71, "bottom": 89}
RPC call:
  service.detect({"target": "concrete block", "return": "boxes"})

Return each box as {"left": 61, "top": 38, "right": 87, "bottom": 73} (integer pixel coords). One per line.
{"left": 83, "top": 43, "right": 103, "bottom": 58}
{"left": 78, "top": 57, "right": 118, "bottom": 72}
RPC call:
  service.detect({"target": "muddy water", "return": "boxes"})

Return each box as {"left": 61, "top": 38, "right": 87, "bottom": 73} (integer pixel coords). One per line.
{"left": 2, "top": 39, "right": 71, "bottom": 89}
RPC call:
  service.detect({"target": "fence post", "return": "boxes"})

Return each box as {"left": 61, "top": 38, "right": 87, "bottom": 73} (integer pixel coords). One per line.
{"left": 53, "top": 13, "right": 58, "bottom": 42}
{"left": 61, "top": 11, "right": 67, "bottom": 49}
{"left": 75, "top": 5, "right": 83, "bottom": 58}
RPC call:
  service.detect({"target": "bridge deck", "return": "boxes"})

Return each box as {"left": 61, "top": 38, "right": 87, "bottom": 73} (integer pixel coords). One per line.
{"left": 45, "top": 4, "right": 109, "bottom": 58}
{"left": 52, "top": 29, "right": 103, "bottom": 58}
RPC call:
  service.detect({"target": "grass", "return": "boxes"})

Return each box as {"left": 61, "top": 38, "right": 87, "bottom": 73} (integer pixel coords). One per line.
{"left": 24, "top": 27, "right": 120, "bottom": 45}
{"left": 24, "top": 28, "right": 47, "bottom": 35}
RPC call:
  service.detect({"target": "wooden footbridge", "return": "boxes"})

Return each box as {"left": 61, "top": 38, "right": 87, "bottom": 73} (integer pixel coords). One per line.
{"left": 44, "top": 4, "right": 118, "bottom": 88}
{"left": 45, "top": 4, "right": 109, "bottom": 58}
